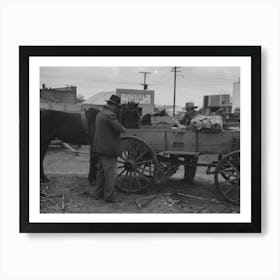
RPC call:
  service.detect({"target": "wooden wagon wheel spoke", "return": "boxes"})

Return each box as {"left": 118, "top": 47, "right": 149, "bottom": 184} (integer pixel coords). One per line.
{"left": 223, "top": 186, "right": 234, "bottom": 195}
{"left": 137, "top": 166, "right": 154, "bottom": 173}
{"left": 221, "top": 166, "right": 236, "bottom": 174}
{"left": 135, "top": 150, "right": 148, "bottom": 162}
{"left": 129, "top": 170, "right": 134, "bottom": 190}
{"left": 117, "top": 168, "right": 127, "bottom": 178}
{"left": 117, "top": 165, "right": 125, "bottom": 169}
{"left": 116, "top": 136, "right": 157, "bottom": 194}
{"left": 226, "top": 160, "right": 239, "bottom": 173}
{"left": 134, "top": 169, "right": 150, "bottom": 183}
{"left": 224, "top": 186, "right": 239, "bottom": 203}
{"left": 124, "top": 151, "right": 130, "bottom": 159}
{"left": 136, "top": 159, "right": 154, "bottom": 166}
{"left": 133, "top": 171, "right": 143, "bottom": 190}
{"left": 220, "top": 170, "right": 238, "bottom": 181}
{"left": 120, "top": 154, "right": 127, "bottom": 161}
{"left": 227, "top": 176, "right": 239, "bottom": 184}
{"left": 124, "top": 169, "right": 130, "bottom": 178}
{"left": 220, "top": 170, "right": 232, "bottom": 178}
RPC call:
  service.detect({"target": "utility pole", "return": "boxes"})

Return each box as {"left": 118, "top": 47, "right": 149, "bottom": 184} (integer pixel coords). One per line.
{"left": 171, "top": 67, "right": 182, "bottom": 116}
{"left": 140, "top": 71, "right": 151, "bottom": 90}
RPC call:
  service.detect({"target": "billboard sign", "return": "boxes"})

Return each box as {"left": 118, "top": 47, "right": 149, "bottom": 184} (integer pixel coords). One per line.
{"left": 120, "top": 92, "right": 151, "bottom": 104}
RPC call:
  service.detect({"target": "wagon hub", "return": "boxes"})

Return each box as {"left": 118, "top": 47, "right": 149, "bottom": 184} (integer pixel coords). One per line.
{"left": 124, "top": 159, "right": 136, "bottom": 171}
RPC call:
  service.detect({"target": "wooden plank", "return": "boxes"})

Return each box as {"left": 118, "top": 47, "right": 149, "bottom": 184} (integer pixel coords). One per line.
{"left": 162, "top": 151, "right": 199, "bottom": 156}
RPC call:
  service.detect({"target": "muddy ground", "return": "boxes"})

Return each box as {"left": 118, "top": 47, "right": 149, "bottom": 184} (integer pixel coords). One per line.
{"left": 40, "top": 146, "right": 240, "bottom": 213}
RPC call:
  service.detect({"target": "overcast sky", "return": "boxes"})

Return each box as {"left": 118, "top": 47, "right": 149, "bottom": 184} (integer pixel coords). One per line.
{"left": 40, "top": 66, "right": 240, "bottom": 107}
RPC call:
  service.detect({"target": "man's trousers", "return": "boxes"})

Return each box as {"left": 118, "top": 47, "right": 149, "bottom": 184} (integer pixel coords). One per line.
{"left": 95, "top": 155, "right": 117, "bottom": 201}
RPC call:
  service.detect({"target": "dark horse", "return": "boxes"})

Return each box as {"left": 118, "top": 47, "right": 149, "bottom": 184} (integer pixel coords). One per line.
{"left": 119, "top": 102, "right": 142, "bottom": 128}
{"left": 40, "top": 103, "right": 141, "bottom": 183}
{"left": 140, "top": 109, "right": 168, "bottom": 126}
{"left": 40, "top": 108, "right": 100, "bottom": 183}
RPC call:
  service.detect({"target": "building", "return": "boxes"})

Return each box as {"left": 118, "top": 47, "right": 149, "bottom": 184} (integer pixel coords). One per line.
{"left": 116, "top": 88, "right": 155, "bottom": 115}
{"left": 203, "top": 94, "right": 232, "bottom": 115}
{"left": 82, "top": 90, "right": 115, "bottom": 110}
{"left": 40, "top": 84, "right": 77, "bottom": 104}
{"left": 82, "top": 88, "right": 155, "bottom": 115}
{"left": 232, "top": 79, "right": 240, "bottom": 112}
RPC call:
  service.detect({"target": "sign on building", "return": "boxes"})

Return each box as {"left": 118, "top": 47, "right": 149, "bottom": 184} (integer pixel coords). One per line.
{"left": 116, "top": 88, "right": 155, "bottom": 115}
{"left": 120, "top": 93, "right": 151, "bottom": 104}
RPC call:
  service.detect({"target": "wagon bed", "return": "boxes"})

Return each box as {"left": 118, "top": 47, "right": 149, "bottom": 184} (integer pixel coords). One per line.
{"left": 117, "top": 126, "right": 240, "bottom": 205}
{"left": 124, "top": 127, "right": 239, "bottom": 155}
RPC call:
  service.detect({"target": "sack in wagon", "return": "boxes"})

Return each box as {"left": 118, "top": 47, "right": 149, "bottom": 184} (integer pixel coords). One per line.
{"left": 190, "top": 115, "right": 223, "bottom": 131}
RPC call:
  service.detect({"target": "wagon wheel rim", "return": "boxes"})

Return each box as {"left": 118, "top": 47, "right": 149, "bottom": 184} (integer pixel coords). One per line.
{"left": 116, "top": 136, "right": 157, "bottom": 193}
{"left": 214, "top": 150, "right": 240, "bottom": 205}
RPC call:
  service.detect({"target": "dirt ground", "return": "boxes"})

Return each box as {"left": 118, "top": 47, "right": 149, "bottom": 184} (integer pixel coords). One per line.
{"left": 40, "top": 146, "right": 240, "bottom": 213}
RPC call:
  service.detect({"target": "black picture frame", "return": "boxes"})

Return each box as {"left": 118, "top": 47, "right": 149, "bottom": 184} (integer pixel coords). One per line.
{"left": 20, "top": 46, "right": 261, "bottom": 233}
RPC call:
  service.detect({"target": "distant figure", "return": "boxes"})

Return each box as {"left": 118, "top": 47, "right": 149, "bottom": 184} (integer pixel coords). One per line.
{"left": 180, "top": 102, "right": 198, "bottom": 125}
{"left": 93, "top": 95, "right": 126, "bottom": 202}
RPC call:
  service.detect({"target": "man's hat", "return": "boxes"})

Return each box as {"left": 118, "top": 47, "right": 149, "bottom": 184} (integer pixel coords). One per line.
{"left": 106, "top": 95, "right": 121, "bottom": 106}
{"left": 185, "top": 102, "right": 197, "bottom": 110}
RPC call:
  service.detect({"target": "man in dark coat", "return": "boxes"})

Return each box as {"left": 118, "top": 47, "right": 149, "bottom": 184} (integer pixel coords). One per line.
{"left": 93, "top": 95, "right": 126, "bottom": 202}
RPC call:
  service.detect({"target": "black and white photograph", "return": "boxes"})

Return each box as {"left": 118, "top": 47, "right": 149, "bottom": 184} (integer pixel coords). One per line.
{"left": 20, "top": 46, "right": 261, "bottom": 232}
{"left": 40, "top": 66, "right": 241, "bottom": 213}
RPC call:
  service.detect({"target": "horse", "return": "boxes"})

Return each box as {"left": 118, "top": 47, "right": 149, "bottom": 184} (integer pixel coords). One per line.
{"left": 40, "top": 103, "right": 141, "bottom": 183}
{"left": 40, "top": 107, "right": 100, "bottom": 183}
{"left": 119, "top": 102, "right": 142, "bottom": 128}
{"left": 140, "top": 109, "right": 168, "bottom": 126}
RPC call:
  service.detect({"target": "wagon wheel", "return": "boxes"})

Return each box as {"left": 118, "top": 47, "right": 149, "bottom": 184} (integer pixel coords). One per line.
{"left": 214, "top": 150, "right": 240, "bottom": 205}
{"left": 116, "top": 136, "right": 158, "bottom": 193}
{"left": 217, "top": 154, "right": 230, "bottom": 181}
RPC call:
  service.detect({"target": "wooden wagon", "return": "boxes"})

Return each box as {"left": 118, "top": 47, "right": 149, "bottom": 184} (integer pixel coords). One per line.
{"left": 116, "top": 127, "right": 240, "bottom": 204}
